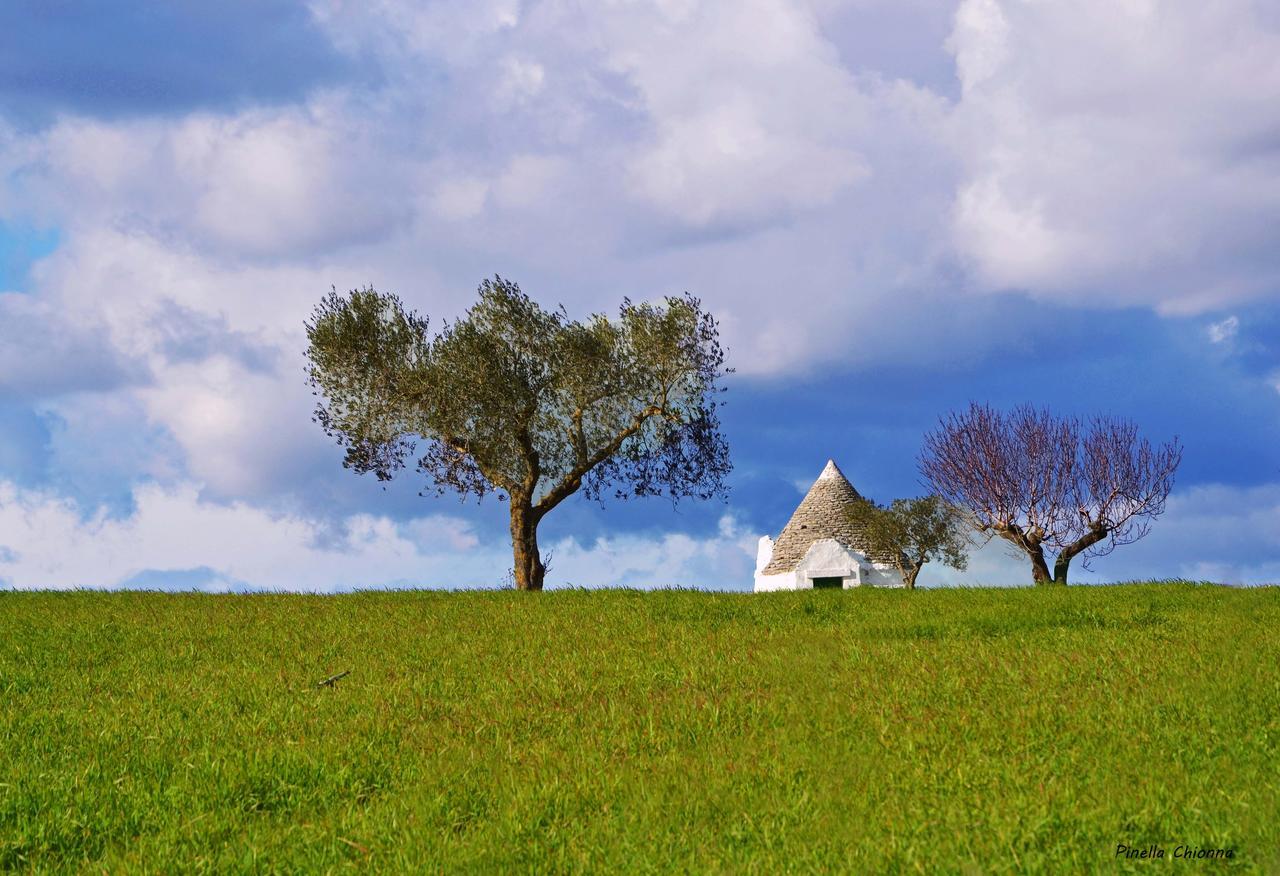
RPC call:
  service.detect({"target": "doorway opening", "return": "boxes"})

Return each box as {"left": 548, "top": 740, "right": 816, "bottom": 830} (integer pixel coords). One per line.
{"left": 812, "top": 576, "right": 844, "bottom": 590}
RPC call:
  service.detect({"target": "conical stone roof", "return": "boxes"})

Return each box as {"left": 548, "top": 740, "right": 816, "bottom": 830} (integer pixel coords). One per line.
{"left": 761, "top": 460, "right": 893, "bottom": 574}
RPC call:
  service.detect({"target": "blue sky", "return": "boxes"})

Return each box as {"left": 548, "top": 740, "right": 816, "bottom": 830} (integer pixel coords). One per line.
{"left": 1, "top": 0, "right": 1278, "bottom": 590}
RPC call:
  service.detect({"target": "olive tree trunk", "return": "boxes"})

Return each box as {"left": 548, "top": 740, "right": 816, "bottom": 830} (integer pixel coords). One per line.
{"left": 510, "top": 501, "right": 546, "bottom": 591}
{"left": 900, "top": 560, "right": 923, "bottom": 590}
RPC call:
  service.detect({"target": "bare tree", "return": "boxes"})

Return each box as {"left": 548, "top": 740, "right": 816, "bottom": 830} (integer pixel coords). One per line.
{"left": 305, "top": 278, "right": 731, "bottom": 591}
{"left": 919, "top": 403, "right": 1182, "bottom": 585}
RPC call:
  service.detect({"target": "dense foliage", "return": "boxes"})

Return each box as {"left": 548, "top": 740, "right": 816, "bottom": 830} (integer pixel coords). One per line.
{"left": 846, "top": 494, "right": 970, "bottom": 588}
{"left": 305, "top": 278, "right": 731, "bottom": 588}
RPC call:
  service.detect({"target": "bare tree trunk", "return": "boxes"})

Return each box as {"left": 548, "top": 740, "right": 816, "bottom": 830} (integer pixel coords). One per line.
{"left": 1051, "top": 527, "right": 1108, "bottom": 586}
{"left": 998, "top": 529, "right": 1053, "bottom": 585}
{"left": 1029, "top": 550, "right": 1053, "bottom": 585}
{"left": 510, "top": 501, "right": 545, "bottom": 591}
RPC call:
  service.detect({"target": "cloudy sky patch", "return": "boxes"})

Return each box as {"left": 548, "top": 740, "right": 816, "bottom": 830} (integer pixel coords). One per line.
{"left": 1, "top": 0, "right": 1278, "bottom": 590}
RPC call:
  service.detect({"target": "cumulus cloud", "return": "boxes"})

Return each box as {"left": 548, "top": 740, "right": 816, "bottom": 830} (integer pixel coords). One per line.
{"left": 7, "top": 228, "right": 366, "bottom": 501}
{"left": 597, "top": 0, "right": 873, "bottom": 226}
{"left": 1100, "top": 481, "right": 1280, "bottom": 585}
{"left": 3, "top": 0, "right": 1280, "bottom": 591}
{"left": 23, "top": 98, "right": 410, "bottom": 260}
{"left": 38, "top": 0, "right": 1274, "bottom": 391}
{"left": 133, "top": 357, "right": 319, "bottom": 498}
{"left": 2, "top": 0, "right": 964, "bottom": 386}
{"left": 309, "top": 0, "right": 947, "bottom": 235}
{"left": 310, "top": 0, "right": 523, "bottom": 68}
{"left": 0, "top": 292, "right": 140, "bottom": 399}
{"left": 0, "top": 480, "right": 755, "bottom": 591}
{"left": 0, "top": 480, "right": 481, "bottom": 590}
{"left": 549, "top": 513, "right": 758, "bottom": 590}
{"left": 948, "top": 0, "right": 1280, "bottom": 312}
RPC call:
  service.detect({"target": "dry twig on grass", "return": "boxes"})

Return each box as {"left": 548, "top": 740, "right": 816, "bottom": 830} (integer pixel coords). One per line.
{"left": 317, "top": 669, "right": 351, "bottom": 688}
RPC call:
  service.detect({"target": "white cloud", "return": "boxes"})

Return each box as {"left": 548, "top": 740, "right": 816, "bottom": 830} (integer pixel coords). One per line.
{"left": 3, "top": 0, "right": 1280, "bottom": 594}
{"left": 5, "top": 0, "right": 1279, "bottom": 378}
{"left": 5, "top": 474, "right": 1273, "bottom": 591}
{"left": 948, "top": 0, "right": 1280, "bottom": 312}
{"left": 1207, "top": 315, "right": 1240, "bottom": 345}
{"left": 948, "top": 0, "right": 1008, "bottom": 90}
{"left": 549, "top": 513, "right": 758, "bottom": 590}
{"left": 595, "top": 0, "right": 877, "bottom": 226}
{"left": 133, "top": 357, "right": 319, "bottom": 498}
{"left": 39, "top": 393, "right": 185, "bottom": 492}
{"left": 0, "top": 292, "right": 138, "bottom": 398}
{"left": 1109, "top": 481, "right": 1280, "bottom": 585}
{"left": 310, "top": 0, "right": 522, "bottom": 66}
{"left": 0, "top": 0, "right": 953, "bottom": 389}
{"left": 0, "top": 480, "right": 480, "bottom": 590}
{"left": 310, "top": 0, "right": 932, "bottom": 232}
{"left": 496, "top": 56, "right": 546, "bottom": 106}
{"left": 429, "top": 176, "right": 490, "bottom": 220}
{"left": 28, "top": 97, "right": 409, "bottom": 260}
{"left": 0, "top": 480, "right": 757, "bottom": 591}
{"left": 11, "top": 228, "right": 383, "bottom": 500}
{"left": 493, "top": 154, "right": 568, "bottom": 209}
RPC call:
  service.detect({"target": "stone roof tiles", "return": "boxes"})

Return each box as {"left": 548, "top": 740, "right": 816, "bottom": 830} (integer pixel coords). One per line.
{"left": 760, "top": 459, "right": 896, "bottom": 573}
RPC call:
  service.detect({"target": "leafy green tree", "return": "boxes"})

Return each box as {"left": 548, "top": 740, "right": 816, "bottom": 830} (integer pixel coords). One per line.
{"left": 846, "top": 495, "right": 970, "bottom": 589}
{"left": 305, "top": 277, "right": 732, "bottom": 590}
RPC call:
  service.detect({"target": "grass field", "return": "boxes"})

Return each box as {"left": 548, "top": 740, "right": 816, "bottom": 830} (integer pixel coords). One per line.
{"left": 2, "top": 583, "right": 1278, "bottom": 873}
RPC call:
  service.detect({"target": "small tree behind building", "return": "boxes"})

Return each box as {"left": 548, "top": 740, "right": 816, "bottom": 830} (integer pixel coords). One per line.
{"left": 846, "top": 495, "right": 970, "bottom": 589}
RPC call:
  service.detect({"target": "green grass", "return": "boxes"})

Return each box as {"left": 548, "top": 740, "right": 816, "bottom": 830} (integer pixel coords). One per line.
{"left": 2, "top": 583, "right": 1278, "bottom": 873}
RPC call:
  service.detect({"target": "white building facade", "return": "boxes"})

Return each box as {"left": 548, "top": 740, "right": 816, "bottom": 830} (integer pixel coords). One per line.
{"left": 753, "top": 460, "right": 904, "bottom": 592}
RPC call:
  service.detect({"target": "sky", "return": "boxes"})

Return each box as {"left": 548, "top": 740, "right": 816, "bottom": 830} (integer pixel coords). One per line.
{"left": 1, "top": 0, "right": 1278, "bottom": 591}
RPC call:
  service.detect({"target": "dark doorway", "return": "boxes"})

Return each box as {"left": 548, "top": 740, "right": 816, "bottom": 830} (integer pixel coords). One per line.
{"left": 812, "top": 577, "right": 844, "bottom": 590}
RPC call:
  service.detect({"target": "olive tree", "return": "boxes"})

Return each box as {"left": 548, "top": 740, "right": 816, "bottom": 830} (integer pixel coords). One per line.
{"left": 305, "top": 277, "right": 731, "bottom": 590}
{"left": 920, "top": 403, "right": 1182, "bottom": 585}
{"left": 845, "top": 495, "right": 970, "bottom": 589}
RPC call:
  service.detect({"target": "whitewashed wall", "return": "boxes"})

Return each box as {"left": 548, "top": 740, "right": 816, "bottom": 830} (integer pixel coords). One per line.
{"left": 753, "top": 536, "right": 904, "bottom": 590}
